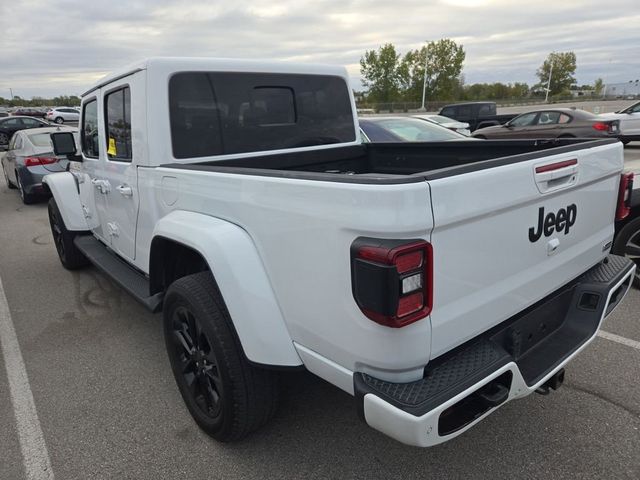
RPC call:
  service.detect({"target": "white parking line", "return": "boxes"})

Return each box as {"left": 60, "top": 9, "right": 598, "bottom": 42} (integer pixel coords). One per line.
{"left": 598, "top": 330, "right": 640, "bottom": 351}
{"left": 0, "top": 275, "right": 54, "bottom": 480}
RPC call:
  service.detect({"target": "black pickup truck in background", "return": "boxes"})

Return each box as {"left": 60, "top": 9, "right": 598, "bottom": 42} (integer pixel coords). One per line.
{"left": 439, "top": 101, "right": 517, "bottom": 132}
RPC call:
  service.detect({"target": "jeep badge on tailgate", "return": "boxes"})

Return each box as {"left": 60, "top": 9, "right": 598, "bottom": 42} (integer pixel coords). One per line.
{"left": 529, "top": 204, "right": 577, "bottom": 243}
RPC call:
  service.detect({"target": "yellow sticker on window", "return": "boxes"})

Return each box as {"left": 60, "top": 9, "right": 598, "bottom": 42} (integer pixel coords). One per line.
{"left": 107, "top": 137, "right": 117, "bottom": 156}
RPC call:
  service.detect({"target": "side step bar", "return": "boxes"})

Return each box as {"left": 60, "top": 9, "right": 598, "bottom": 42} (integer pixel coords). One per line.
{"left": 74, "top": 235, "right": 163, "bottom": 312}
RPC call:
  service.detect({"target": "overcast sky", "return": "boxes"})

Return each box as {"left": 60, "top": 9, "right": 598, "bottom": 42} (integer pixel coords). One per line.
{"left": 1, "top": 0, "right": 638, "bottom": 99}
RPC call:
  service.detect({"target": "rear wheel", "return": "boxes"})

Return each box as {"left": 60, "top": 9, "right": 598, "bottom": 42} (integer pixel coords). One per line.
{"left": 16, "top": 171, "right": 36, "bottom": 204}
{"left": 612, "top": 216, "right": 640, "bottom": 287}
{"left": 2, "top": 165, "right": 16, "bottom": 189}
{"left": 163, "top": 271, "right": 279, "bottom": 441}
{"left": 47, "top": 198, "right": 89, "bottom": 269}
{"left": 0, "top": 132, "right": 8, "bottom": 146}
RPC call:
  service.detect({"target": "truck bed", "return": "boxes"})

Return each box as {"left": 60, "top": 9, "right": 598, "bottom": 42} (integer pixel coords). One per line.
{"left": 163, "top": 138, "right": 619, "bottom": 183}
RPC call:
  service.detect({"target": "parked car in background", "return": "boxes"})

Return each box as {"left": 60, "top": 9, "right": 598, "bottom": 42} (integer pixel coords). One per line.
{"left": 0, "top": 116, "right": 50, "bottom": 146}
{"left": 413, "top": 114, "right": 471, "bottom": 136}
{"left": 612, "top": 176, "right": 640, "bottom": 287}
{"left": 472, "top": 108, "right": 620, "bottom": 140}
{"left": 0, "top": 112, "right": 8, "bottom": 118}
{"left": 12, "top": 107, "right": 47, "bottom": 118}
{"left": 598, "top": 101, "right": 640, "bottom": 145}
{"left": 1, "top": 126, "right": 76, "bottom": 204}
{"left": 359, "top": 116, "right": 475, "bottom": 142}
{"left": 439, "top": 101, "right": 517, "bottom": 131}
{"left": 45, "top": 107, "right": 80, "bottom": 124}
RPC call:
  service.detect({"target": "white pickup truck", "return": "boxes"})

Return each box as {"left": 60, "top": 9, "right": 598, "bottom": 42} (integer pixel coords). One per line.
{"left": 44, "top": 58, "right": 635, "bottom": 447}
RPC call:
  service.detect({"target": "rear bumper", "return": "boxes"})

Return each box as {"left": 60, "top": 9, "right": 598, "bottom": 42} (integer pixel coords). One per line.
{"left": 354, "top": 254, "right": 635, "bottom": 447}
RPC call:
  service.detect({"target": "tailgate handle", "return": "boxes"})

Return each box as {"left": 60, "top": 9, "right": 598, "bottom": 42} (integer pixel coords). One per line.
{"left": 534, "top": 159, "right": 578, "bottom": 193}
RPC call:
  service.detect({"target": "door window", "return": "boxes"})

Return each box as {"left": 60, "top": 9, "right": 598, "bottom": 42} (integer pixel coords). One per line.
{"left": 510, "top": 112, "right": 538, "bottom": 127}
{"left": 3, "top": 118, "right": 22, "bottom": 127}
{"left": 536, "top": 112, "right": 561, "bottom": 125}
{"left": 104, "top": 87, "right": 132, "bottom": 161}
{"left": 21, "top": 118, "right": 42, "bottom": 128}
{"left": 81, "top": 99, "right": 100, "bottom": 158}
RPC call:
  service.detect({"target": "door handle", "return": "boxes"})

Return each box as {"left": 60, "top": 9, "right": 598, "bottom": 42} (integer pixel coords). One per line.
{"left": 91, "top": 178, "right": 111, "bottom": 194}
{"left": 116, "top": 184, "right": 133, "bottom": 197}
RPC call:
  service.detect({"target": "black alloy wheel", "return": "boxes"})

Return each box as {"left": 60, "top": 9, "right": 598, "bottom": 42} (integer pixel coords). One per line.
{"left": 47, "top": 198, "right": 89, "bottom": 269}
{"left": 170, "top": 305, "right": 223, "bottom": 420}
{"left": 613, "top": 216, "right": 640, "bottom": 287}
{"left": 163, "top": 271, "right": 279, "bottom": 441}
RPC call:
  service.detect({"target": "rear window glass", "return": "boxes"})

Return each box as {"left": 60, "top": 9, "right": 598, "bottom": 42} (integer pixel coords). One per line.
{"left": 169, "top": 72, "right": 356, "bottom": 159}
{"left": 28, "top": 133, "right": 53, "bottom": 147}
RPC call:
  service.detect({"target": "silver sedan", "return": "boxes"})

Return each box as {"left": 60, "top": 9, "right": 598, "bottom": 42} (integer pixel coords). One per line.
{"left": 1, "top": 126, "right": 77, "bottom": 204}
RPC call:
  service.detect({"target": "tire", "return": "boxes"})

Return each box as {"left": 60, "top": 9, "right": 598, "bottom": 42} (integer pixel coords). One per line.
{"left": 0, "top": 132, "right": 8, "bottom": 145}
{"left": 3, "top": 165, "right": 16, "bottom": 189}
{"left": 163, "top": 271, "right": 279, "bottom": 442}
{"left": 612, "top": 216, "right": 640, "bottom": 287}
{"left": 47, "top": 198, "right": 90, "bottom": 270}
{"left": 16, "top": 171, "right": 37, "bottom": 204}
{"left": 54, "top": 117, "right": 64, "bottom": 124}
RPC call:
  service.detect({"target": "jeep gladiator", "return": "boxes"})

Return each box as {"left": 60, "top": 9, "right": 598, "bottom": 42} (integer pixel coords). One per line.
{"left": 44, "top": 58, "right": 635, "bottom": 447}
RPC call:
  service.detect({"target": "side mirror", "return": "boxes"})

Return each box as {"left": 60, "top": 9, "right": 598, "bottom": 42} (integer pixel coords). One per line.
{"left": 504, "top": 123, "right": 513, "bottom": 128}
{"left": 50, "top": 132, "right": 81, "bottom": 161}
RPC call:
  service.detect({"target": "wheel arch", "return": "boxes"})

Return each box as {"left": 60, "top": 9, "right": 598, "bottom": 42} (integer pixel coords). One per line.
{"left": 151, "top": 210, "right": 302, "bottom": 367}
{"left": 42, "top": 172, "right": 88, "bottom": 231}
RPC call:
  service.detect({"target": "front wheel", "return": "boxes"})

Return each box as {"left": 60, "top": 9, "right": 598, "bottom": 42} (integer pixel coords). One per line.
{"left": 54, "top": 117, "right": 64, "bottom": 124}
{"left": 47, "top": 198, "right": 89, "bottom": 269}
{"left": 612, "top": 216, "right": 640, "bottom": 287}
{"left": 163, "top": 271, "right": 279, "bottom": 441}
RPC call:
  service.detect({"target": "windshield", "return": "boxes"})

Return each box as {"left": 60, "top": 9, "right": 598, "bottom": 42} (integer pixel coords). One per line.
{"left": 371, "top": 117, "right": 462, "bottom": 141}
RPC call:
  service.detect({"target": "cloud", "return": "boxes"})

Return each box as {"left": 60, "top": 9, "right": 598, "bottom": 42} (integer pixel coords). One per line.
{"left": 0, "top": 0, "right": 638, "bottom": 98}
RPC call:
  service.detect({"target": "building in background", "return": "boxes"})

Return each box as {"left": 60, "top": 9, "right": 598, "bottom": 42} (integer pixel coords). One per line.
{"left": 604, "top": 80, "right": 640, "bottom": 99}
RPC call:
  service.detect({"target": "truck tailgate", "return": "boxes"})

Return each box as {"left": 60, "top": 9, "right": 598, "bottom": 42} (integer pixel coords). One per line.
{"left": 427, "top": 142, "right": 624, "bottom": 358}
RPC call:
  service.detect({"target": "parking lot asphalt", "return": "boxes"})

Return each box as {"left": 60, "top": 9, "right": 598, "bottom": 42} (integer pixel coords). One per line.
{"left": 0, "top": 148, "right": 639, "bottom": 480}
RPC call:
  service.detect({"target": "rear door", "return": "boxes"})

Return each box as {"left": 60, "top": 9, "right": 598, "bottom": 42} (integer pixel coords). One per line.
{"left": 426, "top": 141, "right": 622, "bottom": 357}
{"left": 99, "top": 75, "right": 141, "bottom": 261}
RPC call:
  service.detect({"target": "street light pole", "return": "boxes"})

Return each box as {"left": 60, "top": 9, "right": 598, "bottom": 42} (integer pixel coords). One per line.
{"left": 544, "top": 61, "right": 553, "bottom": 103}
{"left": 9, "top": 88, "right": 13, "bottom": 100}
{"left": 420, "top": 49, "right": 428, "bottom": 111}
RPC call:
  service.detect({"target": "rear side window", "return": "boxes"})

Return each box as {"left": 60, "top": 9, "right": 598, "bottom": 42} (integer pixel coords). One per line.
{"left": 105, "top": 87, "right": 132, "bottom": 161}
{"left": 441, "top": 107, "right": 455, "bottom": 117}
{"left": 82, "top": 99, "right": 99, "bottom": 158}
{"left": 169, "top": 72, "right": 356, "bottom": 159}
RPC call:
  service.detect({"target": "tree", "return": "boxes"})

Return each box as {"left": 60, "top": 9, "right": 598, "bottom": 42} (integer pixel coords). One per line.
{"left": 398, "top": 39, "right": 466, "bottom": 102}
{"left": 536, "top": 52, "right": 577, "bottom": 96}
{"left": 359, "top": 44, "right": 401, "bottom": 103}
{"left": 593, "top": 78, "right": 604, "bottom": 96}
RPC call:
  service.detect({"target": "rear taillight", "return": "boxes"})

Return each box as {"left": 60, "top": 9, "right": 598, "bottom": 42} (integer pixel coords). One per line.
{"left": 616, "top": 172, "right": 634, "bottom": 221}
{"left": 351, "top": 238, "right": 432, "bottom": 328}
{"left": 24, "top": 156, "right": 58, "bottom": 167}
{"left": 593, "top": 122, "right": 617, "bottom": 133}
